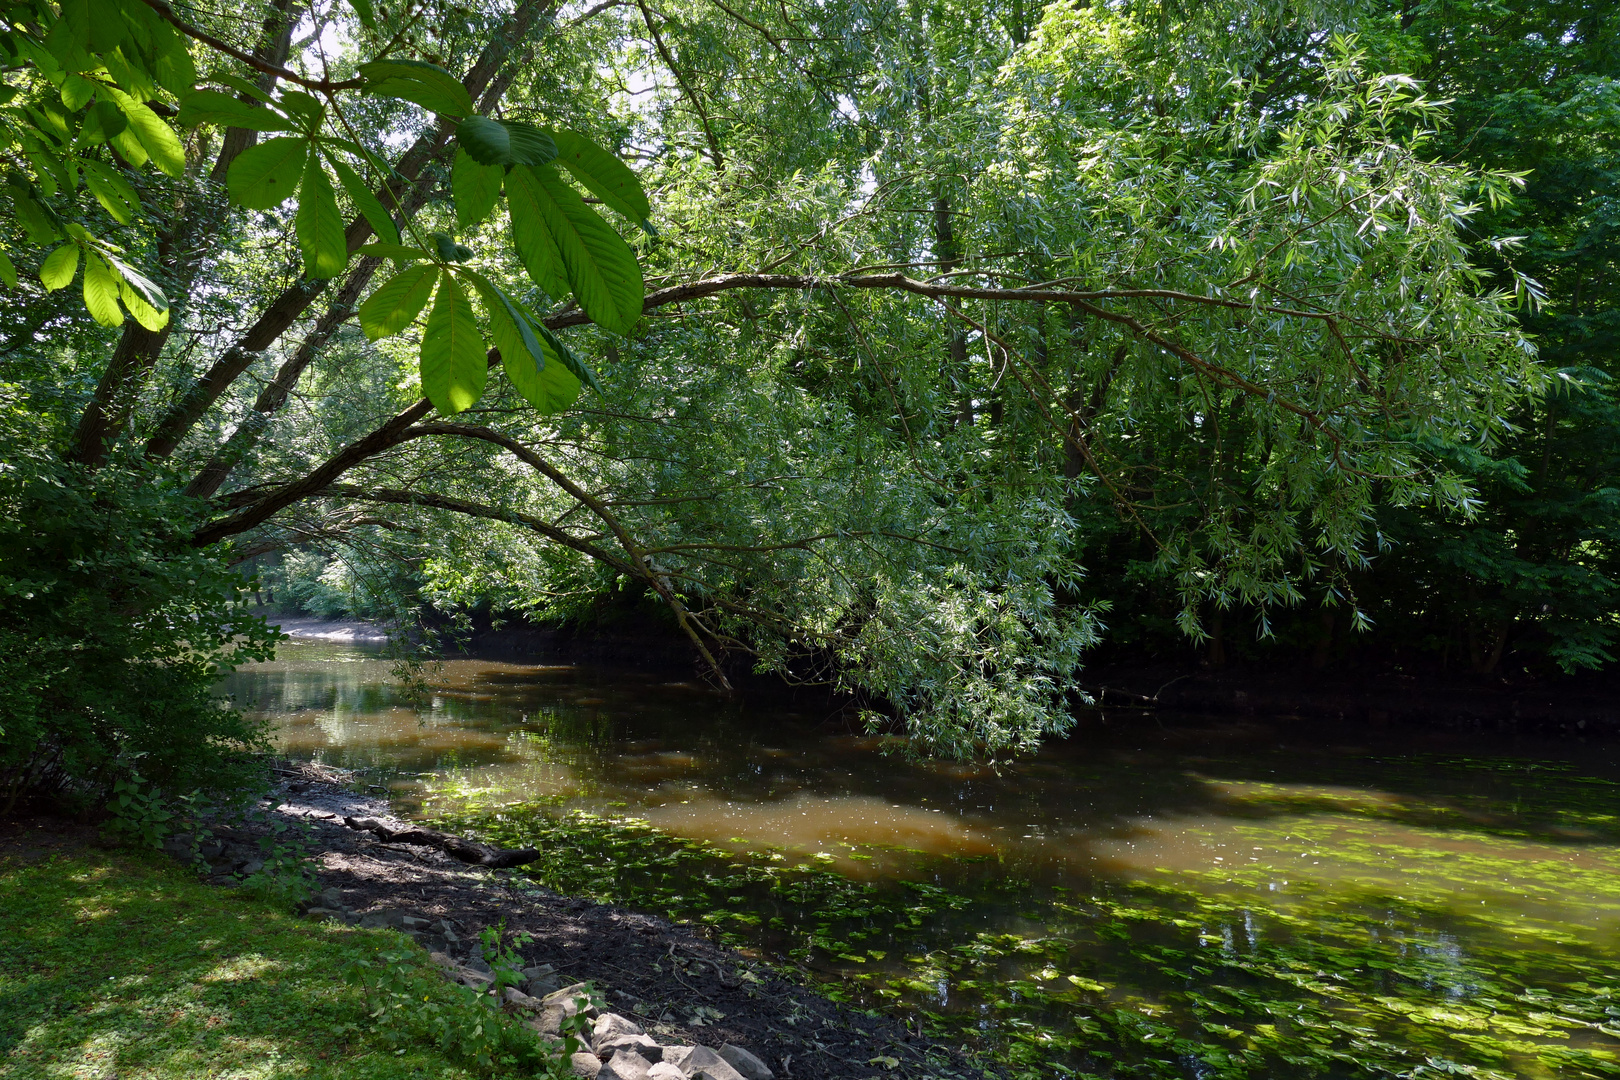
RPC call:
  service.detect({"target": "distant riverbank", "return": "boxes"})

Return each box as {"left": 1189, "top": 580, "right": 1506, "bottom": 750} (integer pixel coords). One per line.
{"left": 270, "top": 616, "right": 392, "bottom": 644}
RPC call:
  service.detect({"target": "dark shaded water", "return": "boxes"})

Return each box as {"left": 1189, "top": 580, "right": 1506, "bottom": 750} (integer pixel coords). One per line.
{"left": 222, "top": 641, "right": 1620, "bottom": 1079}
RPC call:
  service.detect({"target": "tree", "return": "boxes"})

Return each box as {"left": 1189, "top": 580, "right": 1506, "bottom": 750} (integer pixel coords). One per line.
{"left": 0, "top": 0, "right": 1550, "bottom": 783}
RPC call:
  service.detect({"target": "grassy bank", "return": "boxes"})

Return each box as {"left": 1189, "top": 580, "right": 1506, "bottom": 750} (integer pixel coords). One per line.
{"left": 0, "top": 846, "right": 482, "bottom": 1079}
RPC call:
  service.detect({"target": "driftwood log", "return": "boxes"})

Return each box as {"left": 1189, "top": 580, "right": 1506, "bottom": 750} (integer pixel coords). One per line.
{"left": 344, "top": 816, "right": 541, "bottom": 869}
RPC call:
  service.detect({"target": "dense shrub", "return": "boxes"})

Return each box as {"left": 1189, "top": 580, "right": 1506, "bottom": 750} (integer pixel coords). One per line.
{"left": 0, "top": 429, "right": 280, "bottom": 814}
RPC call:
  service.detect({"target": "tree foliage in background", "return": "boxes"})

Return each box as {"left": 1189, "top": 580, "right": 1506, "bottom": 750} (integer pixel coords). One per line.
{"left": 0, "top": 0, "right": 1605, "bottom": 785}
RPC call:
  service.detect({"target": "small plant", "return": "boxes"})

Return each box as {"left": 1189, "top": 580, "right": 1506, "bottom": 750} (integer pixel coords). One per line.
{"left": 102, "top": 773, "right": 174, "bottom": 849}
{"left": 478, "top": 921, "right": 535, "bottom": 997}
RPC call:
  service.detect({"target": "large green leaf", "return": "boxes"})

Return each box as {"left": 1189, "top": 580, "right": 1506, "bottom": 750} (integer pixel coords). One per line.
{"left": 504, "top": 165, "right": 569, "bottom": 299}
{"left": 520, "top": 165, "right": 645, "bottom": 336}
{"left": 455, "top": 117, "right": 556, "bottom": 167}
{"left": 82, "top": 253, "right": 122, "bottom": 326}
{"left": 551, "top": 130, "right": 653, "bottom": 231}
{"left": 0, "top": 249, "right": 16, "bottom": 289}
{"left": 103, "top": 86, "right": 185, "bottom": 177}
{"left": 452, "top": 148, "right": 502, "bottom": 231}
{"left": 327, "top": 153, "right": 399, "bottom": 246}
{"left": 420, "top": 271, "right": 486, "bottom": 414}
{"left": 102, "top": 250, "right": 170, "bottom": 331}
{"left": 79, "top": 160, "right": 140, "bottom": 224}
{"left": 359, "top": 59, "right": 473, "bottom": 118}
{"left": 358, "top": 263, "right": 437, "bottom": 340}
{"left": 227, "top": 137, "right": 308, "bottom": 209}
{"left": 39, "top": 243, "right": 78, "bottom": 291}
{"left": 466, "top": 267, "right": 597, "bottom": 408}
{"left": 462, "top": 268, "right": 546, "bottom": 371}
{"left": 177, "top": 89, "right": 295, "bottom": 132}
{"left": 296, "top": 157, "right": 347, "bottom": 279}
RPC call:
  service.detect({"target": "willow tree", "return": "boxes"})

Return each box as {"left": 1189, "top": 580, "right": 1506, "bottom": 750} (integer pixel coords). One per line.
{"left": 1, "top": 0, "right": 1540, "bottom": 795}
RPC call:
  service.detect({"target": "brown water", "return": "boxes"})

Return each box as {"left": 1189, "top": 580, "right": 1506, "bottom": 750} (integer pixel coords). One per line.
{"left": 223, "top": 640, "right": 1620, "bottom": 1079}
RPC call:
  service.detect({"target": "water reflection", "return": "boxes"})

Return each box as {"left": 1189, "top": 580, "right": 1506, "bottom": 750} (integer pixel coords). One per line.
{"left": 224, "top": 640, "right": 1620, "bottom": 1074}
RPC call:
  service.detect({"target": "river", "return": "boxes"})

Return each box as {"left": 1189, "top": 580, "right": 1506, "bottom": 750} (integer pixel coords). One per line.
{"left": 222, "top": 639, "right": 1620, "bottom": 1079}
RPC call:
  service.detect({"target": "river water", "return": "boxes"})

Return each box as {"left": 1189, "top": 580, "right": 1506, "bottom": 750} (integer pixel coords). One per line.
{"left": 223, "top": 640, "right": 1620, "bottom": 1079}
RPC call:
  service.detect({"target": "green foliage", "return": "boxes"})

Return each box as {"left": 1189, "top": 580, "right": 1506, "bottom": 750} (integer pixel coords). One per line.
{"left": 0, "top": 415, "right": 280, "bottom": 810}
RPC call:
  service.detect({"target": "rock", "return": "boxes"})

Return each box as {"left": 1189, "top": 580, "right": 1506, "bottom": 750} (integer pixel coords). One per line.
{"left": 667, "top": 1047, "right": 744, "bottom": 1080}
{"left": 594, "top": 1013, "right": 645, "bottom": 1043}
{"left": 524, "top": 1006, "right": 567, "bottom": 1037}
{"left": 542, "top": 982, "right": 600, "bottom": 1020}
{"left": 571, "top": 1051, "right": 603, "bottom": 1079}
{"left": 319, "top": 886, "right": 343, "bottom": 907}
{"left": 596, "top": 1034, "right": 662, "bottom": 1062}
{"left": 237, "top": 859, "right": 265, "bottom": 876}
{"left": 401, "top": 915, "right": 433, "bottom": 931}
{"left": 648, "top": 1065, "right": 685, "bottom": 1080}
{"left": 526, "top": 972, "right": 563, "bottom": 997}
{"left": 458, "top": 968, "right": 495, "bottom": 991}
{"left": 524, "top": 964, "right": 562, "bottom": 996}
{"left": 503, "top": 986, "right": 541, "bottom": 1009}
{"left": 464, "top": 955, "right": 493, "bottom": 975}
{"left": 429, "top": 952, "right": 457, "bottom": 971}
{"left": 718, "top": 1045, "right": 773, "bottom": 1080}
{"left": 304, "top": 907, "right": 342, "bottom": 922}
{"left": 600, "top": 1051, "right": 653, "bottom": 1080}
{"left": 197, "top": 840, "right": 225, "bottom": 860}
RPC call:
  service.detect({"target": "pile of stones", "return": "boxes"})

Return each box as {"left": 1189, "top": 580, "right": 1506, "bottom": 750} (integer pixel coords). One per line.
{"left": 433, "top": 952, "right": 773, "bottom": 1080}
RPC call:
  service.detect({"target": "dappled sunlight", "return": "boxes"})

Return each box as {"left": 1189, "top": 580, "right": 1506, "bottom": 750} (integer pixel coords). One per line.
{"left": 636, "top": 790, "right": 999, "bottom": 869}
{"left": 241, "top": 641, "right": 1620, "bottom": 1079}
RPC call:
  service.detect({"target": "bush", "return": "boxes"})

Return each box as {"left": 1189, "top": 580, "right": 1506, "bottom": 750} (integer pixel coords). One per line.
{"left": 0, "top": 429, "right": 280, "bottom": 814}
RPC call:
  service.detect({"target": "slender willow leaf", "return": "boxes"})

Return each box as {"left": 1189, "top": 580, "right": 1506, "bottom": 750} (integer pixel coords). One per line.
{"left": 39, "top": 243, "right": 78, "bottom": 290}
{"left": 505, "top": 165, "right": 568, "bottom": 298}
{"left": 82, "top": 253, "right": 121, "bottom": 326}
{"left": 227, "top": 137, "right": 308, "bottom": 209}
{"left": 359, "top": 59, "right": 473, "bottom": 118}
{"left": 456, "top": 117, "right": 556, "bottom": 167}
{"left": 296, "top": 157, "right": 347, "bottom": 279}
{"left": 452, "top": 148, "right": 502, "bottom": 231}
{"left": 79, "top": 160, "right": 140, "bottom": 224}
{"left": 327, "top": 153, "right": 399, "bottom": 246}
{"left": 177, "top": 89, "right": 295, "bottom": 132}
{"left": 521, "top": 165, "right": 644, "bottom": 336}
{"left": 551, "top": 130, "right": 653, "bottom": 230}
{"left": 358, "top": 263, "right": 437, "bottom": 340}
{"left": 420, "top": 271, "right": 486, "bottom": 414}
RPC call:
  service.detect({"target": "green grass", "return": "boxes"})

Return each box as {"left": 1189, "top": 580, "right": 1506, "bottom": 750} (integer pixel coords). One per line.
{"left": 0, "top": 847, "right": 483, "bottom": 1080}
